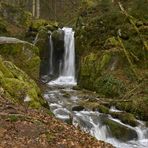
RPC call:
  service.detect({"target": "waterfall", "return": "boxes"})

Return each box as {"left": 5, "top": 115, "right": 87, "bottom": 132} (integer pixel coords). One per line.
{"left": 49, "top": 34, "right": 53, "bottom": 74}
{"left": 62, "top": 27, "right": 75, "bottom": 77}
{"left": 48, "top": 27, "right": 76, "bottom": 86}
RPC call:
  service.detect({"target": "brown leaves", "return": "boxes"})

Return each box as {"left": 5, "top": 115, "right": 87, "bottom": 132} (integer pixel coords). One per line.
{"left": 0, "top": 98, "right": 114, "bottom": 148}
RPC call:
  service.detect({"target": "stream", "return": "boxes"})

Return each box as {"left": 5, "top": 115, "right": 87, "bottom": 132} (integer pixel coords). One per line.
{"left": 43, "top": 27, "right": 148, "bottom": 148}
{"left": 44, "top": 84, "right": 148, "bottom": 148}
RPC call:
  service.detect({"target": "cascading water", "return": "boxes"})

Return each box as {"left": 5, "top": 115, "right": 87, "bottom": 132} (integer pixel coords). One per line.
{"left": 46, "top": 27, "right": 148, "bottom": 148}
{"left": 62, "top": 27, "right": 75, "bottom": 77}
{"left": 48, "top": 27, "right": 76, "bottom": 86}
{"left": 49, "top": 34, "right": 53, "bottom": 74}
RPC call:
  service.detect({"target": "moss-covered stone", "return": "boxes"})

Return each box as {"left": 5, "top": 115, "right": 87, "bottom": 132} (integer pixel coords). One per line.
{"left": 30, "top": 19, "right": 58, "bottom": 32}
{"left": 97, "top": 105, "right": 109, "bottom": 114}
{"left": 104, "top": 118, "right": 138, "bottom": 141}
{"left": 100, "top": 53, "right": 111, "bottom": 70}
{"left": 0, "top": 42, "right": 40, "bottom": 80}
{"left": 0, "top": 57, "right": 14, "bottom": 78}
{"left": 0, "top": 57, "right": 46, "bottom": 109}
{"left": 110, "top": 112, "right": 138, "bottom": 127}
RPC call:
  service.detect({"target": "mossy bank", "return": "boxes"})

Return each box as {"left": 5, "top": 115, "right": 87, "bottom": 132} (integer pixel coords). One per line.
{"left": 76, "top": 0, "right": 148, "bottom": 121}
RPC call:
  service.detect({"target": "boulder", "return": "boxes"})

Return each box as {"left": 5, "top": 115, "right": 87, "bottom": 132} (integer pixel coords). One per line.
{"left": 104, "top": 118, "right": 138, "bottom": 142}
{"left": 72, "top": 106, "right": 85, "bottom": 111}
{"left": 0, "top": 37, "right": 40, "bottom": 80}
{"left": 0, "top": 57, "right": 46, "bottom": 108}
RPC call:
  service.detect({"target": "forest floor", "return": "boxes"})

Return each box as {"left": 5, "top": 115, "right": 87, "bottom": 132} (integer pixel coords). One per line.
{"left": 0, "top": 95, "right": 114, "bottom": 148}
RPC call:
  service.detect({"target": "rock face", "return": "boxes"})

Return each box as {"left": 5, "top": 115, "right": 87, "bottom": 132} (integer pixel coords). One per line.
{"left": 0, "top": 57, "right": 46, "bottom": 108}
{"left": 0, "top": 37, "right": 40, "bottom": 80}
{"left": 51, "top": 29, "right": 65, "bottom": 76}
{"left": 39, "top": 28, "right": 65, "bottom": 82}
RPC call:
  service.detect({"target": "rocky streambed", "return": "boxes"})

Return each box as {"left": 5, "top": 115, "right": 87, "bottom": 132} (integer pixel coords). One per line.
{"left": 44, "top": 84, "right": 148, "bottom": 148}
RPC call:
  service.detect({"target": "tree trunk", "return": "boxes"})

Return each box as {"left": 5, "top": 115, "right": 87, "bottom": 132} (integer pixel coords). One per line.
{"left": 36, "top": 0, "right": 40, "bottom": 19}
{"left": 32, "top": 0, "right": 36, "bottom": 17}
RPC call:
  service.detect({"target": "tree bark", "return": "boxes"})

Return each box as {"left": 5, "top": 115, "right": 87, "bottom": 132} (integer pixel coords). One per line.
{"left": 32, "top": 0, "right": 36, "bottom": 17}
{"left": 36, "top": 0, "right": 40, "bottom": 19}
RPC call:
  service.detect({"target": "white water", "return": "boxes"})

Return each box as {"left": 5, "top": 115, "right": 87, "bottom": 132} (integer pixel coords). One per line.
{"left": 45, "top": 87, "right": 148, "bottom": 148}
{"left": 62, "top": 27, "right": 75, "bottom": 77}
{"left": 48, "top": 27, "right": 76, "bottom": 86}
{"left": 110, "top": 106, "right": 122, "bottom": 112}
{"left": 73, "top": 111, "right": 148, "bottom": 148}
{"left": 46, "top": 27, "right": 148, "bottom": 147}
{"left": 49, "top": 34, "right": 53, "bottom": 74}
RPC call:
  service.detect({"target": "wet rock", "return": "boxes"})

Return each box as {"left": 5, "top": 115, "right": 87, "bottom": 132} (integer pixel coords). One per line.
{"left": 72, "top": 106, "right": 85, "bottom": 111}
{"left": 96, "top": 105, "right": 109, "bottom": 114}
{"left": 104, "top": 118, "right": 138, "bottom": 142}
{"left": 110, "top": 112, "right": 138, "bottom": 127}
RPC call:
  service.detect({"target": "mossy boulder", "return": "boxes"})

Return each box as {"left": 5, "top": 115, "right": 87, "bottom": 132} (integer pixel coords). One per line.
{"left": 0, "top": 57, "right": 46, "bottom": 108}
{"left": 97, "top": 105, "right": 109, "bottom": 114}
{"left": 30, "top": 19, "right": 58, "bottom": 32}
{"left": 104, "top": 118, "right": 138, "bottom": 142}
{"left": 79, "top": 99, "right": 109, "bottom": 114}
{"left": 0, "top": 39, "right": 40, "bottom": 80}
{"left": 0, "top": 58, "right": 14, "bottom": 78}
{"left": 110, "top": 112, "right": 138, "bottom": 127}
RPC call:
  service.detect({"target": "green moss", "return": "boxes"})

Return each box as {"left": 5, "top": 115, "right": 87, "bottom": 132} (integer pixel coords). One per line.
{"left": 105, "top": 37, "right": 120, "bottom": 47}
{"left": 0, "top": 58, "right": 14, "bottom": 78}
{"left": 2, "top": 78, "right": 28, "bottom": 101}
{"left": 97, "top": 105, "right": 109, "bottom": 114}
{"left": 110, "top": 112, "right": 138, "bottom": 127}
{"left": 1, "top": 76, "right": 44, "bottom": 108}
{"left": 0, "top": 43, "right": 40, "bottom": 80}
{"left": 100, "top": 53, "right": 111, "bottom": 70}
{"left": 95, "top": 74, "right": 126, "bottom": 97}
{"left": 0, "top": 58, "right": 46, "bottom": 109}
{"left": 79, "top": 100, "right": 99, "bottom": 110}
{"left": 104, "top": 118, "right": 137, "bottom": 141}
{"left": 25, "top": 56, "right": 40, "bottom": 80}
{"left": 31, "top": 19, "right": 58, "bottom": 31}
{"left": 116, "top": 96, "right": 148, "bottom": 121}
{"left": 120, "top": 113, "right": 137, "bottom": 127}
